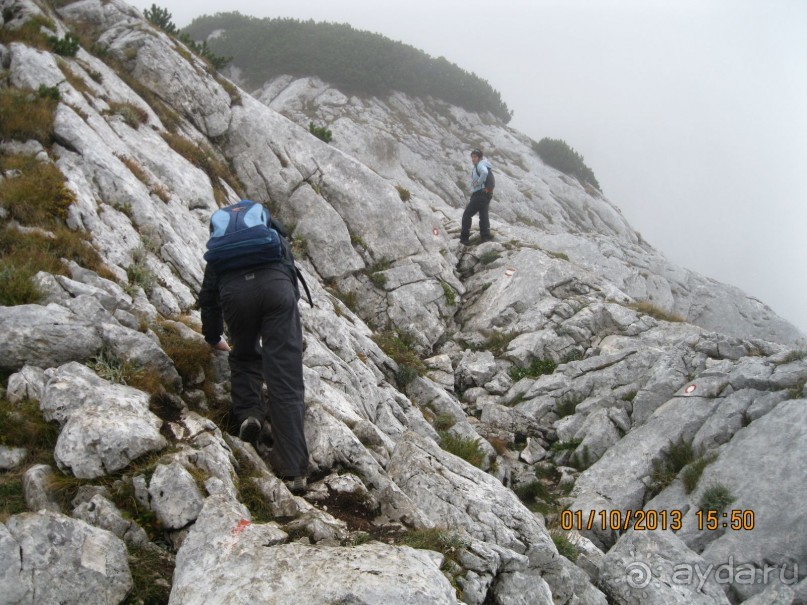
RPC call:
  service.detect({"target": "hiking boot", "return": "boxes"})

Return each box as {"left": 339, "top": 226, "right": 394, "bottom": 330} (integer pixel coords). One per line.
{"left": 459, "top": 237, "right": 470, "bottom": 246}
{"left": 480, "top": 234, "right": 494, "bottom": 243}
{"left": 259, "top": 420, "right": 274, "bottom": 448}
{"left": 238, "top": 416, "right": 261, "bottom": 446}
{"left": 284, "top": 476, "right": 307, "bottom": 495}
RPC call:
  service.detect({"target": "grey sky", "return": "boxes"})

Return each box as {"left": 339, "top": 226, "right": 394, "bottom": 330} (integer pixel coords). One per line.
{"left": 129, "top": 0, "right": 807, "bottom": 335}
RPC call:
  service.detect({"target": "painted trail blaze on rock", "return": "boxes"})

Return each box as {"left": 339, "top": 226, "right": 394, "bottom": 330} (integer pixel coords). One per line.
{"left": 232, "top": 519, "right": 251, "bottom": 536}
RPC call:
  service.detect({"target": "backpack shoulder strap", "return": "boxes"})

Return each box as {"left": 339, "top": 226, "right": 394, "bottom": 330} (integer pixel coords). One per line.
{"left": 295, "top": 266, "right": 314, "bottom": 307}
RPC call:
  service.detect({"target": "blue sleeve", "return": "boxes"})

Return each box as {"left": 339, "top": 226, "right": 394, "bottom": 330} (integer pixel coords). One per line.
{"left": 472, "top": 164, "right": 488, "bottom": 190}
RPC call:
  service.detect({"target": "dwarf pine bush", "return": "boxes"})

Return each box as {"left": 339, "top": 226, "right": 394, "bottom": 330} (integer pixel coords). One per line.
{"left": 532, "top": 137, "right": 600, "bottom": 190}
{"left": 309, "top": 121, "right": 333, "bottom": 143}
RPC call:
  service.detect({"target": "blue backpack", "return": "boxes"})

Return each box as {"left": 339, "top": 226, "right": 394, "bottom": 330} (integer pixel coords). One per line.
{"left": 204, "top": 200, "right": 283, "bottom": 271}
{"left": 204, "top": 200, "right": 313, "bottom": 305}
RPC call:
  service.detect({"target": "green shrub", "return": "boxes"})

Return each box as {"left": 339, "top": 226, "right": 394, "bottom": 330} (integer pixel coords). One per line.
{"left": 395, "top": 364, "right": 420, "bottom": 388}
{"left": 440, "top": 280, "right": 456, "bottom": 306}
{"left": 47, "top": 32, "right": 81, "bottom": 56}
{"left": 550, "top": 438, "right": 582, "bottom": 453}
{"left": 309, "top": 121, "right": 333, "bottom": 143}
{"left": 145, "top": 4, "right": 231, "bottom": 68}
{"left": 37, "top": 84, "right": 61, "bottom": 101}
{"left": 144, "top": 4, "right": 177, "bottom": 33}
{"left": 181, "top": 14, "right": 511, "bottom": 121}
{"left": 532, "top": 137, "right": 600, "bottom": 190}
{"left": 509, "top": 358, "right": 557, "bottom": 381}
{"left": 369, "top": 272, "right": 387, "bottom": 288}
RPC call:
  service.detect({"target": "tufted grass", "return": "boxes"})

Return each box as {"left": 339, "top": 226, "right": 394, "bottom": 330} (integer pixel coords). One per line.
{"left": 0, "top": 154, "right": 106, "bottom": 304}
{"left": 514, "top": 479, "right": 554, "bottom": 513}
{"left": 699, "top": 483, "right": 735, "bottom": 515}
{"left": 0, "top": 14, "right": 53, "bottom": 49}
{"left": 630, "top": 301, "right": 685, "bottom": 323}
{"left": 1, "top": 155, "right": 73, "bottom": 226}
{"left": 681, "top": 451, "right": 718, "bottom": 494}
{"left": 126, "top": 545, "right": 175, "bottom": 604}
{"left": 438, "top": 432, "right": 486, "bottom": 468}
{"left": 162, "top": 132, "right": 242, "bottom": 198}
{"left": 372, "top": 328, "right": 426, "bottom": 387}
{"left": 551, "top": 530, "right": 579, "bottom": 562}
{"left": 154, "top": 321, "right": 213, "bottom": 391}
{"left": 0, "top": 86, "right": 58, "bottom": 144}
{"left": 395, "top": 185, "right": 411, "bottom": 201}
{"left": 400, "top": 527, "right": 465, "bottom": 555}
{"left": 556, "top": 393, "right": 583, "bottom": 418}
{"left": 125, "top": 248, "right": 158, "bottom": 295}
{"left": 647, "top": 437, "right": 696, "bottom": 498}
{"left": 0, "top": 396, "right": 60, "bottom": 522}
{"left": 104, "top": 101, "right": 149, "bottom": 128}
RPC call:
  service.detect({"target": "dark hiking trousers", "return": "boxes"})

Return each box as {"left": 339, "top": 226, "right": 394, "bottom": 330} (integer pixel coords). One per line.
{"left": 460, "top": 190, "right": 492, "bottom": 241}
{"left": 219, "top": 266, "right": 309, "bottom": 478}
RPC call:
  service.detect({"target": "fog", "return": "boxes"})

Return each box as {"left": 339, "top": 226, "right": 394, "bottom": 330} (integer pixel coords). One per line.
{"left": 129, "top": 0, "right": 807, "bottom": 336}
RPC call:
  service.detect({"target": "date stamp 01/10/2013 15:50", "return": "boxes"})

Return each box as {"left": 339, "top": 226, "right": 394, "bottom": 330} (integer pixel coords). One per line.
{"left": 560, "top": 508, "right": 756, "bottom": 533}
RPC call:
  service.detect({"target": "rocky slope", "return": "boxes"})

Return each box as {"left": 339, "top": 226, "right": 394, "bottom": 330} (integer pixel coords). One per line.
{"left": 0, "top": 1, "right": 805, "bottom": 604}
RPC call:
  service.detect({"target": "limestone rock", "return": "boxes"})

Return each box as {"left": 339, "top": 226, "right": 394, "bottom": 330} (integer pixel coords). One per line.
{"left": 170, "top": 495, "right": 457, "bottom": 605}
{"left": 1, "top": 512, "right": 132, "bottom": 605}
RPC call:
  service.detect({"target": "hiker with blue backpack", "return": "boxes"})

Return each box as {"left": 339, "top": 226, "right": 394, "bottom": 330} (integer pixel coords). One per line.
{"left": 460, "top": 148, "right": 495, "bottom": 245}
{"left": 198, "top": 200, "right": 312, "bottom": 494}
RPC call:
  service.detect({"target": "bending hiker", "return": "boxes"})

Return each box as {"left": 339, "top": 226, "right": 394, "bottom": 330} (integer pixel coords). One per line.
{"left": 198, "top": 200, "right": 310, "bottom": 494}
{"left": 460, "top": 148, "right": 494, "bottom": 245}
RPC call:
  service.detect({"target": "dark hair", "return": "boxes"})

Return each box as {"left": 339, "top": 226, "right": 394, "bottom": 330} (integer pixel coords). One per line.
{"left": 471, "top": 148, "right": 483, "bottom": 158}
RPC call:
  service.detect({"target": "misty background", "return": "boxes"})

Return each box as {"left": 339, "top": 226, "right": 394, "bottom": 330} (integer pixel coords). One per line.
{"left": 129, "top": 0, "right": 807, "bottom": 335}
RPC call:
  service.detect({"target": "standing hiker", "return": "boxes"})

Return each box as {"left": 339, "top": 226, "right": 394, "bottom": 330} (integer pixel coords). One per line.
{"left": 460, "top": 148, "right": 494, "bottom": 245}
{"left": 198, "top": 200, "right": 310, "bottom": 494}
